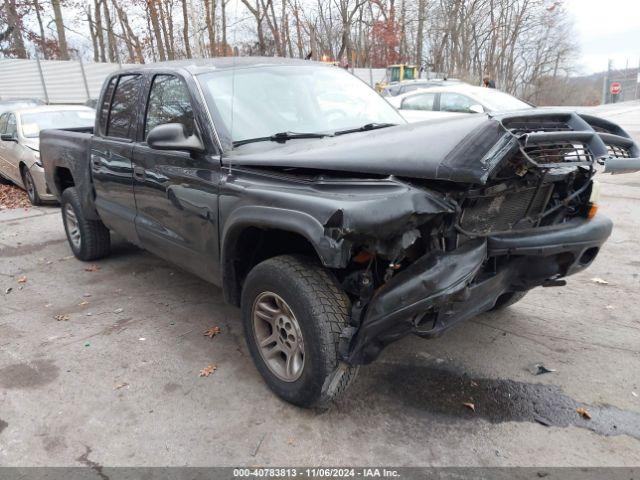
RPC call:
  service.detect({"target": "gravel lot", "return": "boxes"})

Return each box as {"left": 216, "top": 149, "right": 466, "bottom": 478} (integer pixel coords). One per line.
{"left": 1, "top": 104, "right": 639, "bottom": 467}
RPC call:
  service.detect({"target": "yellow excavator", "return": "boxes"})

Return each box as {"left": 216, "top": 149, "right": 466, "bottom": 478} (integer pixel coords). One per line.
{"left": 375, "top": 64, "right": 419, "bottom": 92}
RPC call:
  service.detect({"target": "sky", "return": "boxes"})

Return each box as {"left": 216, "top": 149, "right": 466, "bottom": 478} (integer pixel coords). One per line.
{"left": 564, "top": 0, "right": 640, "bottom": 74}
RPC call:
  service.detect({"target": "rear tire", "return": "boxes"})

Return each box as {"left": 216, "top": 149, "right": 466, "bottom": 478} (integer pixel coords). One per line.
{"left": 60, "top": 187, "right": 110, "bottom": 261}
{"left": 491, "top": 291, "right": 528, "bottom": 310}
{"left": 241, "top": 255, "right": 358, "bottom": 408}
{"left": 21, "top": 167, "right": 42, "bottom": 206}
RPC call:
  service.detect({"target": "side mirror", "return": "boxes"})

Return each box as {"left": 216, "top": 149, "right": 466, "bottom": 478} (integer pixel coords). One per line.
{"left": 1, "top": 133, "right": 17, "bottom": 142}
{"left": 468, "top": 104, "right": 484, "bottom": 114}
{"left": 146, "top": 123, "right": 204, "bottom": 153}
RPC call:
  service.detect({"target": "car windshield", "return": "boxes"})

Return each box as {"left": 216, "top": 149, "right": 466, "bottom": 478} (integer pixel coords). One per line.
{"left": 198, "top": 65, "right": 404, "bottom": 145}
{"left": 0, "top": 101, "right": 42, "bottom": 115}
{"left": 20, "top": 110, "right": 95, "bottom": 138}
{"left": 472, "top": 89, "right": 532, "bottom": 111}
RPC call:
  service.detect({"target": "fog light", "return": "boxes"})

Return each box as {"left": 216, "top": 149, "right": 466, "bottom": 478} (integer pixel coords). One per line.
{"left": 587, "top": 203, "right": 598, "bottom": 219}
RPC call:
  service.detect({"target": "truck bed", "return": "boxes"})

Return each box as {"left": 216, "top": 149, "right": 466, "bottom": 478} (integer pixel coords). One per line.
{"left": 40, "top": 127, "right": 100, "bottom": 220}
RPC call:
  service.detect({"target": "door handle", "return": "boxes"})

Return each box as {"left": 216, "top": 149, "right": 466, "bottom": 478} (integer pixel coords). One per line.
{"left": 133, "top": 166, "right": 146, "bottom": 181}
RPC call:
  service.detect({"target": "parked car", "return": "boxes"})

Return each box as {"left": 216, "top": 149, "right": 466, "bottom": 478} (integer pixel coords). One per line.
{"left": 387, "top": 84, "right": 533, "bottom": 122}
{"left": 0, "top": 105, "right": 95, "bottom": 205}
{"left": 0, "top": 98, "right": 45, "bottom": 115}
{"left": 41, "top": 58, "right": 639, "bottom": 408}
{"left": 381, "top": 78, "right": 464, "bottom": 97}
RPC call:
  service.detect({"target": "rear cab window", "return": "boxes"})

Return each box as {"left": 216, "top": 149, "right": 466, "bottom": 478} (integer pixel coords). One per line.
{"left": 103, "top": 74, "right": 142, "bottom": 140}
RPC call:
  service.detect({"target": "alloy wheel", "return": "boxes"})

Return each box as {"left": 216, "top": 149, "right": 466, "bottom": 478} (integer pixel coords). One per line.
{"left": 252, "top": 291, "right": 305, "bottom": 382}
{"left": 64, "top": 203, "right": 82, "bottom": 250}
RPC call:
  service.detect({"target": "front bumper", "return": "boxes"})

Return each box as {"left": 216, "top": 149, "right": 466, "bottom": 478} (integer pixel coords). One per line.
{"left": 29, "top": 163, "right": 57, "bottom": 202}
{"left": 345, "top": 215, "right": 613, "bottom": 364}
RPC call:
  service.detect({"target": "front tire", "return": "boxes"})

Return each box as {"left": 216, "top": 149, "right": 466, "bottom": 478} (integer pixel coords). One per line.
{"left": 60, "top": 187, "right": 111, "bottom": 261}
{"left": 241, "top": 255, "right": 358, "bottom": 408}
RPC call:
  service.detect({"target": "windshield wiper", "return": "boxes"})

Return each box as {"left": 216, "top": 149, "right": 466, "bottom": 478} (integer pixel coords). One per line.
{"left": 333, "top": 123, "right": 398, "bottom": 136}
{"left": 233, "top": 131, "right": 330, "bottom": 147}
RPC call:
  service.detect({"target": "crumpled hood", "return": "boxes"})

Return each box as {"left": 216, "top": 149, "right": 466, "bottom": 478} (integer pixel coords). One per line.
{"left": 224, "top": 114, "right": 510, "bottom": 184}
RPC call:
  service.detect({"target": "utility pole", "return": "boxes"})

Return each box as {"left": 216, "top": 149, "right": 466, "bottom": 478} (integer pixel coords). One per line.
{"left": 602, "top": 59, "right": 612, "bottom": 105}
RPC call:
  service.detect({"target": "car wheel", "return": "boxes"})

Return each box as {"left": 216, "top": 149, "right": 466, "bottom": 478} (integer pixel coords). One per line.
{"left": 241, "top": 255, "right": 359, "bottom": 408}
{"left": 60, "top": 187, "right": 111, "bottom": 261}
{"left": 491, "top": 291, "right": 528, "bottom": 311}
{"left": 21, "top": 167, "right": 42, "bottom": 206}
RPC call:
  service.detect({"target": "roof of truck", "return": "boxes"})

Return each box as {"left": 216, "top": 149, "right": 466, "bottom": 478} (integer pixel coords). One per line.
{"left": 119, "top": 57, "right": 325, "bottom": 76}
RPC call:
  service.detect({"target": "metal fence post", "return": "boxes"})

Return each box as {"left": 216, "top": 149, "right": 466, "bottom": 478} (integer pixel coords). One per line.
{"left": 78, "top": 58, "right": 91, "bottom": 101}
{"left": 35, "top": 55, "right": 50, "bottom": 104}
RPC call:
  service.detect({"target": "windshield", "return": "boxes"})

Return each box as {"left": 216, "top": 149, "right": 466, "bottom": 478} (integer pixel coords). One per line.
{"left": 472, "top": 89, "right": 532, "bottom": 111}
{"left": 198, "top": 65, "right": 404, "bottom": 144}
{"left": 20, "top": 110, "right": 95, "bottom": 138}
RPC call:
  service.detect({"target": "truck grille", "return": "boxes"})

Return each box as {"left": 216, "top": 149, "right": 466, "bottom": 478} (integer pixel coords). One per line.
{"left": 503, "top": 117, "right": 572, "bottom": 134}
{"left": 607, "top": 144, "right": 631, "bottom": 158}
{"left": 523, "top": 142, "right": 593, "bottom": 165}
{"left": 460, "top": 185, "right": 553, "bottom": 234}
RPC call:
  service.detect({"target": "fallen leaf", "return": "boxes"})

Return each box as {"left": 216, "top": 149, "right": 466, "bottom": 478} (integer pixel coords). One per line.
{"left": 17, "top": 276, "right": 27, "bottom": 283}
{"left": 114, "top": 308, "right": 123, "bottom": 314}
{"left": 85, "top": 264, "right": 100, "bottom": 272}
{"left": 199, "top": 364, "right": 217, "bottom": 377}
{"left": 605, "top": 305, "right": 614, "bottom": 310}
{"left": 470, "top": 380, "right": 479, "bottom": 387}
{"left": 4, "top": 287, "right": 12, "bottom": 294}
{"left": 632, "top": 391, "right": 638, "bottom": 398}
{"left": 576, "top": 407, "right": 592, "bottom": 420}
{"left": 527, "top": 363, "right": 556, "bottom": 375}
{"left": 114, "top": 382, "right": 129, "bottom": 390}
{"left": 462, "top": 402, "right": 475, "bottom": 412}
{"left": 78, "top": 301, "right": 89, "bottom": 306}
{"left": 54, "top": 314, "right": 70, "bottom": 321}
{"left": 203, "top": 326, "right": 221, "bottom": 338}
{"left": 590, "top": 277, "right": 609, "bottom": 285}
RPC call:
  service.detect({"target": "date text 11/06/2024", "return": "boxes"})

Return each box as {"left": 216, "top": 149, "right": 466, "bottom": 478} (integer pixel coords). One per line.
{"left": 233, "top": 468, "right": 401, "bottom": 477}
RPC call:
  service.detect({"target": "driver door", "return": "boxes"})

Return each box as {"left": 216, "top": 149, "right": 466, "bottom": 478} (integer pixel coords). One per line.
{"left": 132, "top": 73, "right": 222, "bottom": 284}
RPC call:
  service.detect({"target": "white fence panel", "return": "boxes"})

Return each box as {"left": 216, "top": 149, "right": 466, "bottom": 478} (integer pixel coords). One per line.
{"left": 0, "top": 59, "right": 45, "bottom": 100}
{"left": 40, "top": 60, "right": 88, "bottom": 104}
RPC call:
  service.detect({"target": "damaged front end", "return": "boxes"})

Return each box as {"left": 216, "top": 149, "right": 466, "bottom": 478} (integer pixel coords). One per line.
{"left": 338, "top": 110, "right": 634, "bottom": 365}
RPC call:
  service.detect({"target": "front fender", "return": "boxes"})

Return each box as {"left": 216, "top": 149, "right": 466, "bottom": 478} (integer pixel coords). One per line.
{"left": 221, "top": 205, "right": 350, "bottom": 269}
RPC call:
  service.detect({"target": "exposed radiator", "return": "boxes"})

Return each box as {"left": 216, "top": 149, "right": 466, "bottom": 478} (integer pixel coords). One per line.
{"left": 460, "top": 185, "right": 553, "bottom": 234}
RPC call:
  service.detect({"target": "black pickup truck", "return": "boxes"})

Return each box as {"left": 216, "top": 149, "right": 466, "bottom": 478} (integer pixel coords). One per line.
{"left": 41, "top": 58, "right": 640, "bottom": 407}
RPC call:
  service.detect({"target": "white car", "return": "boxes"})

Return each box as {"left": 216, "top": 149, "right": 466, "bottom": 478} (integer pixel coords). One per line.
{"left": 0, "top": 105, "right": 95, "bottom": 205}
{"left": 386, "top": 84, "right": 533, "bottom": 123}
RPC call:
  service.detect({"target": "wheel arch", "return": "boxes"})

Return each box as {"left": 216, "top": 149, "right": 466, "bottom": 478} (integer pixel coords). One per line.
{"left": 221, "top": 206, "right": 350, "bottom": 306}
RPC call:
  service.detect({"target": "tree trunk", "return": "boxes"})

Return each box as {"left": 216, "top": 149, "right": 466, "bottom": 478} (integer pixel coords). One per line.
{"left": 416, "top": 0, "right": 425, "bottom": 67}
{"left": 158, "top": 0, "right": 174, "bottom": 60}
{"left": 147, "top": 0, "right": 167, "bottom": 61}
{"left": 33, "top": 0, "right": 48, "bottom": 59}
{"left": 203, "top": 0, "right": 216, "bottom": 56}
{"left": 94, "top": 0, "right": 106, "bottom": 62}
{"left": 87, "top": 6, "right": 99, "bottom": 62}
{"left": 181, "top": 0, "right": 192, "bottom": 58}
{"left": 102, "top": 0, "right": 119, "bottom": 62}
{"left": 51, "top": 0, "right": 70, "bottom": 59}
{"left": 221, "top": 0, "right": 228, "bottom": 55}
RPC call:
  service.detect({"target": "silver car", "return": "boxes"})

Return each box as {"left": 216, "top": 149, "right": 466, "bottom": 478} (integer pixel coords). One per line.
{"left": 0, "top": 105, "right": 95, "bottom": 205}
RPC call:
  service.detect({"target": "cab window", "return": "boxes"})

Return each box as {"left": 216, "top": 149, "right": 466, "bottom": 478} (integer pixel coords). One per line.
{"left": 107, "top": 74, "right": 142, "bottom": 139}
{"left": 144, "top": 75, "right": 195, "bottom": 139}
{"left": 0, "top": 113, "right": 8, "bottom": 134}
{"left": 401, "top": 93, "right": 436, "bottom": 111}
{"left": 440, "top": 93, "right": 476, "bottom": 113}
{"left": 98, "top": 77, "right": 117, "bottom": 135}
{"left": 6, "top": 114, "right": 17, "bottom": 137}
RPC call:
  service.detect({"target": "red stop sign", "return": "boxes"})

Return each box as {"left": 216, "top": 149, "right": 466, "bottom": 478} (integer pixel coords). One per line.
{"left": 610, "top": 82, "right": 622, "bottom": 95}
